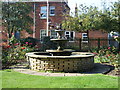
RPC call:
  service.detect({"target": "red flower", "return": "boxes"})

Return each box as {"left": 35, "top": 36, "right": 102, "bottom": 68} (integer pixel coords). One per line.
{"left": 7, "top": 45, "right": 11, "bottom": 48}
{"left": 108, "top": 47, "right": 111, "bottom": 49}
{"left": 21, "top": 47, "right": 26, "bottom": 49}
{"left": 35, "top": 46, "right": 39, "bottom": 48}
{"left": 106, "top": 54, "right": 110, "bottom": 58}
{"left": 93, "top": 52, "right": 98, "bottom": 55}
{"left": 0, "top": 43, "right": 2, "bottom": 47}
{"left": 29, "top": 43, "right": 32, "bottom": 45}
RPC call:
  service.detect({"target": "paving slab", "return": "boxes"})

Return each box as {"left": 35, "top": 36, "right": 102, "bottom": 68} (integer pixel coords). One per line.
{"left": 13, "top": 63, "right": 111, "bottom": 77}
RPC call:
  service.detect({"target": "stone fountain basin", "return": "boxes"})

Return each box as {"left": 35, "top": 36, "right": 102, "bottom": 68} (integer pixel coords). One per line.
{"left": 26, "top": 52, "right": 95, "bottom": 72}
{"left": 26, "top": 52, "right": 94, "bottom": 58}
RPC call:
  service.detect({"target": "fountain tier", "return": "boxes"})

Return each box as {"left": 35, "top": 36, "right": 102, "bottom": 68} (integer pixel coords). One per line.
{"left": 46, "top": 30, "right": 73, "bottom": 56}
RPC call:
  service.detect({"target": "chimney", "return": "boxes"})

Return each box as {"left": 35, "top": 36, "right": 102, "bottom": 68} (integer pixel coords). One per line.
{"left": 75, "top": 3, "right": 78, "bottom": 17}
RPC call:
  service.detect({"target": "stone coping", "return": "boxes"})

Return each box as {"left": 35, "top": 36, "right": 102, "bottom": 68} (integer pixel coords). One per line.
{"left": 26, "top": 52, "right": 95, "bottom": 59}
{"left": 46, "top": 49, "right": 75, "bottom": 52}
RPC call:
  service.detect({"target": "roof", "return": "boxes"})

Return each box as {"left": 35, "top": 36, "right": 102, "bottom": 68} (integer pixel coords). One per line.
{"left": 2, "top": 0, "right": 70, "bottom": 9}
{"left": 2, "top": 0, "right": 68, "bottom": 3}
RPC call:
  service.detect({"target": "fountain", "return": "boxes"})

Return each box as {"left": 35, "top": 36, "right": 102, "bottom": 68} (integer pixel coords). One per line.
{"left": 46, "top": 30, "right": 74, "bottom": 56}
{"left": 26, "top": 28, "right": 95, "bottom": 72}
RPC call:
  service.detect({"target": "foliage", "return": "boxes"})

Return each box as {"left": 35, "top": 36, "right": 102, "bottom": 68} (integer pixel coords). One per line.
{"left": 19, "top": 37, "right": 40, "bottom": 47}
{"left": 2, "top": 2, "right": 33, "bottom": 38}
{"left": 93, "top": 46, "right": 120, "bottom": 70}
{"left": 40, "top": 36, "right": 57, "bottom": 51}
{"left": 2, "top": 35, "right": 35, "bottom": 69}
{"left": 110, "top": 1, "right": 120, "bottom": 33}
{"left": 62, "top": 1, "right": 119, "bottom": 33}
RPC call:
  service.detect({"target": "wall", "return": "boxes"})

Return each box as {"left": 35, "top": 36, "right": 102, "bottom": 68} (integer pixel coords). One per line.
{"left": 35, "top": 2, "right": 70, "bottom": 39}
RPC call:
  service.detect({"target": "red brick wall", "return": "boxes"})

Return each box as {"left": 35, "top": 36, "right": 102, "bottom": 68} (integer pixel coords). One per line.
{"left": 88, "top": 30, "right": 108, "bottom": 39}
{"left": 35, "top": 2, "right": 70, "bottom": 39}
{"left": 89, "top": 30, "right": 108, "bottom": 47}
{"left": 75, "top": 30, "right": 109, "bottom": 47}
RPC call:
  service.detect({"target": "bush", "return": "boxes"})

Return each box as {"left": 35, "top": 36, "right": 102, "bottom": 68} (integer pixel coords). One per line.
{"left": 19, "top": 37, "right": 40, "bottom": 47}
{"left": 2, "top": 35, "right": 35, "bottom": 69}
{"left": 40, "top": 36, "right": 57, "bottom": 51}
{"left": 93, "top": 46, "right": 120, "bottom": 70}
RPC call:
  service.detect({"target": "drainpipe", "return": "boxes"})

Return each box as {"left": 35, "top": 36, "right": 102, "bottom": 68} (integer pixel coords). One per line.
{"left": 46, "top": 0, "right": 49, "bottom": 36}
{"left": 33, "top": 2, "right": 36, "bottom": 38}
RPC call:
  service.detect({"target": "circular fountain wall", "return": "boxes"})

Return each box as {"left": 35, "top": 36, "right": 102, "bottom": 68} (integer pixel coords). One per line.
{"left": 26, "top": 52, "right": 94, "bottom": 72}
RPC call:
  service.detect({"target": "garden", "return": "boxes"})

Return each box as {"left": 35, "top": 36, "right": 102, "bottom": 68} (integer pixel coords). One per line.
{"left": 1, "top": 34, "right": 119, "bottom": 88}
{"left": 1, "top": 1, "right": 120, "bottom": 89}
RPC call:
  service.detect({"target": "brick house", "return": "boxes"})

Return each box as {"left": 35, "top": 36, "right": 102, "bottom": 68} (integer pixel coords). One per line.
{"left": 16, "top": 0, "right": 70, "bottom": 41}
{"left": 1, "top": 0, "right": 109, "bottom": 48}
{"left": 1, "top": 0, "right": 70, "bottom": 40}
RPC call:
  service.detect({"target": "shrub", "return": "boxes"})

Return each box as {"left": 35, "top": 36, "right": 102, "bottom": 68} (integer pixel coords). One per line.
{"left": 94, "top": 46, "right": 120, "bottom": 70}
{"left": 40, "top": 36, "right": 57, "bottom": 51}
{"left": 2, "top": 35, "right": 35, "bottom": 69}
{"left": 19, "top": 37, "right": 40, "bottom": 47}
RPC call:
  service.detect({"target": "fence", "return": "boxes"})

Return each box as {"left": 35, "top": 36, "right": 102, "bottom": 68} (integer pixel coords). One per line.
{"left": 66, "top": 38, "right": 120, "bottom": 51}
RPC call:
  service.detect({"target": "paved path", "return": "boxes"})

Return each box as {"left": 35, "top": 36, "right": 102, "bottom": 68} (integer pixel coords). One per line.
{"left": 13, "top": 63, "right": 111, "bottom": 77}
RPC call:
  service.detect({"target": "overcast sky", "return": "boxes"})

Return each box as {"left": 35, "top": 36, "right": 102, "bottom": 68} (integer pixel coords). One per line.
{"left": 68, "top": 0, "right": 118, "bottom": 13}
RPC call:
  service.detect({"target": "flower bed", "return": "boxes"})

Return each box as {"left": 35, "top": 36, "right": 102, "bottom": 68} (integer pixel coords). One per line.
{"left": 1, "top": 35, "right": 39, "bottom": 69}
{"left": 93, "top": 47, "right": 120, "bottom": 70}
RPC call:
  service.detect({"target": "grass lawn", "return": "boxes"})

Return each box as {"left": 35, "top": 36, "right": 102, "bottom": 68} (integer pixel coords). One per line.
{"left": 1, "top": 69, "right": 118, "bottom": 88}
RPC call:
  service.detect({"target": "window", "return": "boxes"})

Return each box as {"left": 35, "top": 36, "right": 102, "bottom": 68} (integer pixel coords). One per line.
{"left": 40, "top": 30, "right": 46, "bottom": 41}
{"left": 50, "top": 6, "right": 55, "bottom": 16}
{"left": 50, "top": 30, "right": 57, "bottom": 39}
{"left": 14, "top": 31, "right": 20, "bottom": 39}
{"left": 40, "top": 6, "right": 55, "bottom": 19}
{"left": 82, "top": 33, "right": 88, "bottom": 43}
{"left": 65, "top": 31, "right": 75, "bottom": 41}
{"left": 40, "top": 6, "right": 47, "bottom": 19}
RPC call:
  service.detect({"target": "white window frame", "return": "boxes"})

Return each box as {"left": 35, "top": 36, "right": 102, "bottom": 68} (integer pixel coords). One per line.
{"left": 50, "top": 6, "right": 55, "bottom": 16}
{"left": 82, "top": 33, "right": 88, "bottom": 43}
{"left": 50, "top": 30, "right": 57, "bottom": 39}
{"left": 40, "top": 6, "right": 47, "bottom": 19}
{"left": 40, "top": 29, "right": 47, "bottom": 41}
{"left": 65, "top": 31, "right": 75, "bottom": 42}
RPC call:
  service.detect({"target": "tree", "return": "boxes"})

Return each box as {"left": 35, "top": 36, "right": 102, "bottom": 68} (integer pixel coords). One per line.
{"left": 62, "top": 2, "right": 119, "bottom": 33}
{"left": 62, "top": 4, "right": 101, "bottom": 32}
{"left": 2, "top": 2, "right": 33, "bottom": 38}
{"left": 110, "top": 1, "right": 120, "bottom": 33}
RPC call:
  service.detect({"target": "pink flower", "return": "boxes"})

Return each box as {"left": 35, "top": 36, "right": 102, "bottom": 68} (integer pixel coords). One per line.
{"left": 25, "top": 42, "right": 29, "bottom": 44}
{"left": 108, "top": 47, "right": 111, "bottom": 49}
{"left": 12, "top": 33, "right": 14, "bottom": 35}
{"left": 14, "top": 43, "right": 19, "bottom": 46}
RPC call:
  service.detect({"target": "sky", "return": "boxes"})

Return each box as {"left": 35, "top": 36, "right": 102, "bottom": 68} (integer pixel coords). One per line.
{"left": 68, "top": 0, "right": 118, "bottom": 13}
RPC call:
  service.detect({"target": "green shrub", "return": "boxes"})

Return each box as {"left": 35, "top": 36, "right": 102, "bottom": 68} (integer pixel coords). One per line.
{"left": 40, "top": 36, "right": 57, "bottom": 51}
{"left": 2, "top": 35, "right": 35, "bottom": 69}
{"left": 19, "top": 37, "right": 40, "bottom": 47}
{"left": 93, "top": 46, "right": 120, "bottom": 70}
